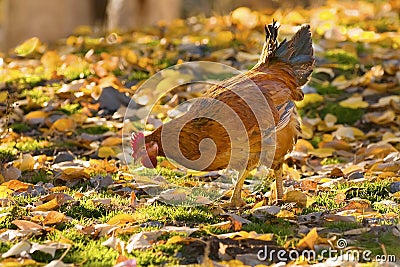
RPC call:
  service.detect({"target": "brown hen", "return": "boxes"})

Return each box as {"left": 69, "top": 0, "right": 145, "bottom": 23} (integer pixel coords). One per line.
{"left": 131, "top": 21, "right": 314, "bottom": 207}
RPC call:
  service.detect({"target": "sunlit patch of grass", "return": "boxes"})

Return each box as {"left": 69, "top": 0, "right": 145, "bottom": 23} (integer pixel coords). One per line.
{"left": 133, "top": 204, "right": 219, "bottom": 225}
{"left": 303, "top": 180, "right": 393, "bottom": 215}
{"left": 21, "top": 87, "right": 50, "bottom": 106}
{"left": 321, "top": 157, "right": 346, "bottom": 165}
{"left": 14, "top": 138, "right": 52, "bottom": 152}
{"left": 0, "top": 205, "right": 30, "bottom": 229}
{"left": 58, "top": 103, "right": 82, "bottom": 115}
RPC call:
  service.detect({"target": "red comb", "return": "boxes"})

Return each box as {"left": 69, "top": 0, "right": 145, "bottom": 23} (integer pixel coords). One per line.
{"left": 131, "top": 132, "right": 145, "bottom": 151}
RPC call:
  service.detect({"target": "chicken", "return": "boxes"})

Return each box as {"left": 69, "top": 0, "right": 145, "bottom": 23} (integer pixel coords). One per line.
{"left": 131, "top": 21, "right": 314, "bottom": 207}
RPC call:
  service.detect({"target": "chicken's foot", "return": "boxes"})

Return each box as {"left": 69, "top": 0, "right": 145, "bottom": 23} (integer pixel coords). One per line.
{"left": 221, "top": 170, "right": 250, "bottom": 208}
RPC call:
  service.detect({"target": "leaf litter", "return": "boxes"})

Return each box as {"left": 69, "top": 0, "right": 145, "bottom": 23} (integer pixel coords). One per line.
{"left": 1, "top": 0, "right": 400, "bottom": 266}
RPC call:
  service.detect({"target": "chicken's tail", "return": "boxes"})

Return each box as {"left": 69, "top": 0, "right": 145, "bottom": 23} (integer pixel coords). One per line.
{"left": 259, "top": 20, "right": 314, "bottom": 87}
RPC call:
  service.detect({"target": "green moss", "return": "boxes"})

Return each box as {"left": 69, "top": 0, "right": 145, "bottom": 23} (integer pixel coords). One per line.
{"left": 325, "top": 49, "right": 359, "bottom": 70}
{"left": 309, "top": 81, "right": 341, "bottom": 95}
{"left": 324, "top": 221, "right": 361, "bottom": 231}
{"left": 319, "top": 102, "right": 365, "bottom": 125}
{"left": 10, "top": 122, "right": 31, "bottom": 133}
{"left": 77, "top": 125, "right": 110, "bottom": 135}
{"left": 21, "top": 87, "right": 50, "bottom": 106}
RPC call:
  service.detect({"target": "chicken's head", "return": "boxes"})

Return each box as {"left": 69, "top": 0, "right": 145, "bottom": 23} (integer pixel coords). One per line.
{"left": 131, "top": 132, "right": 158, "bottom": 168}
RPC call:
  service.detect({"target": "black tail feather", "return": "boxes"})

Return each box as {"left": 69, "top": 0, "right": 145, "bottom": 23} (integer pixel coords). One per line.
{"left": 261, "top": 22, "right": 314, "bottom": 86}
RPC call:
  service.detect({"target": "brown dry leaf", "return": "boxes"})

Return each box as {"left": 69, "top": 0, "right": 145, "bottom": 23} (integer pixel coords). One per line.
{"left": 60, "top": 167, "right": 90, "bottom": 180}
{"left": 319, "top": 140, "right": 353, "bottom": 151}
{"left": 166, "top": 235, "right": 198, "bottom": 245}
{"left": 364, "top": 110, "right": 396, "bottom": 124}
{"left": 25, "top": 110, "right": 48, "bottom": 124}
{"left": 329, "top": 168, "right": 344, "bottom": 178}
{"left": 334, "top": 192, "right": 347, "bottom": 205}
{"left": 13, "top": 220, "right": 43, "bottom": 231}
{"left": 91, "top": 198, "right": 112, "bottom": 206}
{"left": 107, "top": 214, "right": 135, "bottom": 225}
{"left": 1, "top": 166, "right": 21, "bottom": 181}
{"left": 296, "top": 227, "right": 318, "bottom": 250}
{"left": 365, "top": 143, "right": 398, "bottom": 159}
{"left": 300, "top": 180, "right": 318, "bottom": 191}
{"left": 342, "top": 227, "right": 371, "bottom": 235}
{"left": 222, "top": 213, "right": 251, "bottom": 231}
{"left": 43, "top": 211, "right": 67, "bottom": 225}
{"left": 342, "top": 198, "right": 371, "bottom": 211}
{"left": 208, "top": 221, "right": 232, "bottom": 231}
{"left": 324, "top": 214, "right": 356, "bottom": 222}
{"left": 370, "top": 161, "right": 400, "bottom": 172}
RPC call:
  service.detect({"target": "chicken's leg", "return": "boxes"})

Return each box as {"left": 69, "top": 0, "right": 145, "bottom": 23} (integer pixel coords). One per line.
{"left": 222, "top": 170, "right": 250, "bottom": 208}
{"left": 269, "top": 164, "right": 284, "bottom": 205}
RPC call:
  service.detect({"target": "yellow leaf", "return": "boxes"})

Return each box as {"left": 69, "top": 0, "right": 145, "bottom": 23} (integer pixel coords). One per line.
{"left": 34, "top": 198, "right": 60, "bottom": 211}
{"left": 107, "top": 214, "right": 135, "bottom": 225}
{"left": 339, "top": 95, "right": 368, "bottom": 109}
{"left": 14, "top": 154, "right": 35, "bottom": 171}
{"left": 51, "top": 118, "right": 76, "bottom": 132}
{"left": 308, "top": 148, "right": 335, "bottom": 158}
{"left": 297, "top": 227, "right": 318, "bottom": 250}
{"left": 14, "top": 37, "right": 40, "bottom": 56}
{"left": 296, "top": 93, "right": 323, "bottom": 109}
{"left": 276, "top": 210, "right": 295, "bottom": 218}
{"left": 166, "top": 235, "right": 197, "bottom": 245}
{"left": 0, "top": 185, "right": 13, "bottom": 198}
{"left": 98, "top": 146, "right": 116, "bottom": 158}
{"left": 0, "top": 91, "right": 8, "bottom": 102}
{"left": 13, "top": 220, "right": 43, "bottom": 231}
{"left": 25, "top": 110, "right": 48, "bottom": 121}
{"left": 101, "top": 137, "right": 122, "bottom": 146}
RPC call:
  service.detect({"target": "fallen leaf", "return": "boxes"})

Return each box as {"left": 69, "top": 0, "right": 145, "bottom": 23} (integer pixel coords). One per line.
{"left": 339, "top": 94, "right": 368, "bottom": 109}
{"left": 2, "top": 240, "right": 31, "bottom": 258}
{"left": 296, "top": 227, "right": 318, "bottom": 250}
{"left": 283, "top": 190, "right": 308, "bottom": 207}
{"left": 107, "top": 214, "right": 135, "bottom": 225}
{"left": 43, "top": 211, "right": 67, "bottom": 225}
{"left": 98, "top": 146, "right": 117, "bottom": 158}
